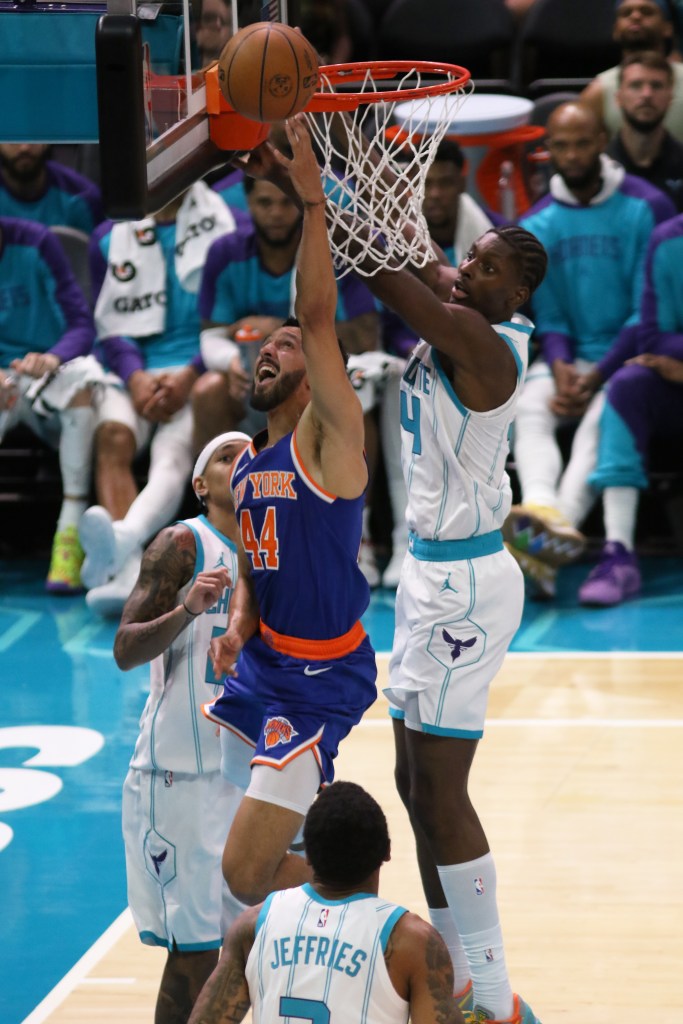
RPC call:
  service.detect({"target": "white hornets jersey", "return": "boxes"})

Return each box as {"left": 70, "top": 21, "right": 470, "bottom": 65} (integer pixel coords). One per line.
{"left": 129, "top": 515, "right": 238, "bottom": 775}
{"left": 246, "top": 884, "right": 409, "bottom": 1024}
{"left": 399, "top": 315, "right": 533, "bottom": 541}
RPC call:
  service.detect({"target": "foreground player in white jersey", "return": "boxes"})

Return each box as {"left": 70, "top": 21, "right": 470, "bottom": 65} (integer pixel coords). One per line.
{"left": 188, "top": 781, "right": 466, "bottom": 1024}
{"left": 374, "top": 231, "right": 547, "bottom": 1024}
{"left": 114, "top": 430, "right": 250, "bottom": 1024}
{"left": 230, "top": 120, "right": 548, "bottom": 1023}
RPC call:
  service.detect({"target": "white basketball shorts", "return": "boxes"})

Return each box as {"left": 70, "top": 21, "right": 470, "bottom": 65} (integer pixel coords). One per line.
{"left": 386, "top": 545, "right": 524, "bottom": 737}
{"left": 122, "top": 767, "right": 243, "bottom": 950}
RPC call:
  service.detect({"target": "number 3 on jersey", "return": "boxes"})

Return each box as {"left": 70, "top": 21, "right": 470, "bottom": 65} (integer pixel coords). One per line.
{"left": 280, "top": 997, "right": 330, "bottom": 1023}
{"left": 240, "top": 506, "right": 280, "bottom": 570}
{"left": 400, "top": 391, "right": 422, "bottom": 455}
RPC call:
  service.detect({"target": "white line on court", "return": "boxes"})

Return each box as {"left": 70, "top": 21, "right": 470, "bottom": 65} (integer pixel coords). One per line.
{"left": 21, "top": 908, "right": 132, "bottom": 1024}
{"left": 359, "top": 717, "right": 683, "bottom": 728}
{"left": 373, "top": 650, "right": 683, "bottom": 660}
{"left": 80, "top": 977, "right": 137, "bottom": 985}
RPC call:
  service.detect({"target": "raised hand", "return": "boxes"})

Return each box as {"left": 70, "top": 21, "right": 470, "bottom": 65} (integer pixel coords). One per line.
{"left": 182, "top": 567, "right": 232, "bottom": 616}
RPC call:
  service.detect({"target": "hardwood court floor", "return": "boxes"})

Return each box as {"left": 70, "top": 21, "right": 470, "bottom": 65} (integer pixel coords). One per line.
{"left": 36, "top": 654, "right": 683, "bottom": 1024}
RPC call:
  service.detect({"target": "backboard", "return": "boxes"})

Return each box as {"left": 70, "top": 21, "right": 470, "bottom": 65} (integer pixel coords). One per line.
{"left": 96, "top": 0, "right": 299, "bottom": 219}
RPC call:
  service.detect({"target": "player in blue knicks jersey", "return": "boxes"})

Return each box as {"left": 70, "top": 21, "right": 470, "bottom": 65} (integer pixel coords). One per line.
{"left": 189, "top": 782, "right": 466, "bottom": 1024}
{"left": 113, "top": 431, "right": 251, "bottom": 1024}
{"left": 205, "top": 119, "right": 377, "bottom": 908}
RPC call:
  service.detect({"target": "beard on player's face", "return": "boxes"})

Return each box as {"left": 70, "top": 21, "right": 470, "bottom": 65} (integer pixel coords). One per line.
{"left": 250, "top": 367, "right": 306, "bottom": 412}
{"left": 253, "top": 219, "right": 302, "bottom": 249}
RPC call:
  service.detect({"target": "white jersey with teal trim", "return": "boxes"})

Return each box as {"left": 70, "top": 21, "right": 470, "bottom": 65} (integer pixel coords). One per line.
{"left": 400, "top": 315, "right": 533, "bottom": 541}
{"left": 129, "top": 515, "right": 239, "bottom": 775}
{"left": 246, "top": 883, "right": 410, "bottom": 1024}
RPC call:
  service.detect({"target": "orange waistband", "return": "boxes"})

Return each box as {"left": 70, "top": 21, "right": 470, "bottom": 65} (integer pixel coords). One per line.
{"left": 259, "top": 618, "right": 367, "bottom": 661}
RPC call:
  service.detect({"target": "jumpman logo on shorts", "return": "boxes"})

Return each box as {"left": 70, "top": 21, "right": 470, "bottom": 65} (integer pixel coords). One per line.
{"left": 440, "top": 573, "right": 458, "bottom": 594}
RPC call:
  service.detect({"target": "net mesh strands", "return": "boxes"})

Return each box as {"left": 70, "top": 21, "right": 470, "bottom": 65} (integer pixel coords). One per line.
{"left": 303, "top": 63, "right": 472, "bottom": 278}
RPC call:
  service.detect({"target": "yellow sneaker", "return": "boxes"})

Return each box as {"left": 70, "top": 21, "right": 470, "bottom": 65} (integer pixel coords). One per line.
{"left": 503, "top": 503, "right": 585, "bottom": 567}
{"left": 46, "top": 526, "right": 85, "bottom": 594}
{"left": 506, "top": 543, "right": 557, "bottom": 600}
{"left": 465, "top": 993, "right": 541, "bottom": 1023}
{"left": 456, "top": 980, "right": 474, "bottom": 1014}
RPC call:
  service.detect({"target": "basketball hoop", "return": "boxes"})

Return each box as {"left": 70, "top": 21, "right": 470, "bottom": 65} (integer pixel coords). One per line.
{"left": 302, "top": 61, "right": 473, "bottom": 278}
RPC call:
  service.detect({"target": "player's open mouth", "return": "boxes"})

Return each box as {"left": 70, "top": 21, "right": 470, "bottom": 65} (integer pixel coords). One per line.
{"left": 452, "top": 280, "right": 469, "bottom": 301}
{"left": 256, "top": 363, "right": 277, "bottom": 382}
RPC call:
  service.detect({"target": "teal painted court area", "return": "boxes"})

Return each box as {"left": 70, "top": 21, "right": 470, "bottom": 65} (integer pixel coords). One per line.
{"left": 1, "top": 555, "right": 682, "bottom": 1024}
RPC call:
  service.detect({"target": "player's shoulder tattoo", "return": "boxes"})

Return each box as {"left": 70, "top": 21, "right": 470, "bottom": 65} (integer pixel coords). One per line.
{"left": 125, "top": 524, "right": 196, "bottom": 620}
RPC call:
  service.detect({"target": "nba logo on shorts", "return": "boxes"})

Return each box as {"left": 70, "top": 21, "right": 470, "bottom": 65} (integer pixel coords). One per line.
{"left": 474, "top": 876, "right": 484, "bottom": 895}
{"left": 485, "top": 948, "right": 494, "bottom": 962}
{"left": 317, "top": 908, "right": 329, "bottom": 928}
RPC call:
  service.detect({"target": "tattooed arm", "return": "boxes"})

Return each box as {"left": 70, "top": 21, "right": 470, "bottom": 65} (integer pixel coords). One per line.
{"left": 385, "top": 912, "right": 465, "bottom": 1024}
{"left": 114, "top": 524, "right": 231, "bottom": 670}
{"left": 188, "top": 906, "right": 258, "bottom": 1024}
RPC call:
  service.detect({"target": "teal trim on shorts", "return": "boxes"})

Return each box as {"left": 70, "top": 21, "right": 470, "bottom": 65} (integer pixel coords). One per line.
{"left": 139, "top": 930, "right": 222, "bottom": 951}
{"left": 388, "top": 707, "right": 404, "bottom": 720}
{"left": 421, "top": 723, "right": 484, "bottom": 739}
{"left": 408, "top": 529, "right": 503, "bottom": 561}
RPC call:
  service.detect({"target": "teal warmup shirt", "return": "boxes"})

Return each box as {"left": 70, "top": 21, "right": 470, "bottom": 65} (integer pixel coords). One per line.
{"left": 520, "top": 157, "right": 675, "bottom": 367}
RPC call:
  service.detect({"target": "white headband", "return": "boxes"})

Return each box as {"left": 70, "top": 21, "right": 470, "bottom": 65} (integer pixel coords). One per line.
{"left": 192, "top": 431, "right": 251, "bottom": 495}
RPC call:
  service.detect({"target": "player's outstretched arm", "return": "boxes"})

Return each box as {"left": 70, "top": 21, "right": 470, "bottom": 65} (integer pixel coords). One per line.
{"left": 386, "top": 913, "right": 466, "bottom": 1024}
{"left": 275, "top": 115, "right": 367, "bottom": 499}
{"left": 187, "top": 908, "right": 258, "bottom": 1024}
{"left": 114, "top": 525, "right": 230, "bottom": 670}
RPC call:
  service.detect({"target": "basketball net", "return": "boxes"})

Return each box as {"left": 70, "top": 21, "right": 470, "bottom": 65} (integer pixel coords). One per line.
{"left": 303, "top": 63, "right": 472, "bottom": 278}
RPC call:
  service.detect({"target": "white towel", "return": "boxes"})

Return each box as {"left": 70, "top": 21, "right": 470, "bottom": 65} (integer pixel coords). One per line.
{"left": 94, "top": 182, "right": 237, "bottom": 339}
{"left": 25, "top": 354, "right": 118, "bottom": 416}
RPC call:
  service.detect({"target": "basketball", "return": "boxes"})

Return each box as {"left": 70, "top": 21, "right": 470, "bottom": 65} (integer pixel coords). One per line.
{"left": 217, "top": 22, "right": 319, "bottom": 123}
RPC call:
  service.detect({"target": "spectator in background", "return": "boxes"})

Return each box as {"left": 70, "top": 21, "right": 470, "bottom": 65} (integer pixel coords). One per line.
{"left": 0, "top": 143, "right": 103, "bottom": 232}
{"left": 607, "top": 51, "right": 683, "bottom": 210}
{"left": 79, "top": 182, "right": 244, "bottom": 618}
{"left": 194, "top": 0, "right": 233, "bottom": 66}
{"left": 504, "top": 0, "right": 539, "bottom": 20}
{"left": 300, "top": 0, "right": 353, "bottom": 64}
{"left": 581, "top": 0, "right": 683, "bottom": 142}
{"left": 579, "top": 214, "right": 683, "bottom": 606}
{"left": 0, "top": 217, "right": 97, "bottom": 593}
{"left": 196, "top": 173, "right": 379, "bottom": 445}
{"left": 506, "top": 102, "right": 675, "bottom": 599}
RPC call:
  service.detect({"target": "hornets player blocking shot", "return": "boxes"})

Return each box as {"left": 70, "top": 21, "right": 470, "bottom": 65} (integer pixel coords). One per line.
{"left": 188, "top": 781, "right": 466, "bottom": 1024}
{"left": 367, "top": 238, "right": 548, "bottom": 1024}
{"left": 206, "top": 117, "right": 377, "bottom": 908}
{"left": 114, "top": 430, "right": 251, "bottom": 1024}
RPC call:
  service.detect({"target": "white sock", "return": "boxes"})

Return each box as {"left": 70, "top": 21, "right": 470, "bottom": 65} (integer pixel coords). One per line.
{"left": 116, "top": 431, "right": 193, "bottom": 564}
{"left": 437, "top": 855, "right": 514, "bottom": 1021}
{"left": 57, "top": 406, "right": 95, "bottom": 533}
{"left": 56, "top": 497, "right": 88, "bottom": 533}
{"left": 428, "top": 906, "right": 471, "bottom": 995}
{"left": 603, "top": 486, "right": 639, "bottom": 551}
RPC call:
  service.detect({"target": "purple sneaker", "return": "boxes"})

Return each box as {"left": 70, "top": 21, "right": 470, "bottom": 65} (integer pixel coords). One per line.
{"left": 578, "top": 542, "right": 641, "bottom": 606}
